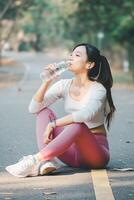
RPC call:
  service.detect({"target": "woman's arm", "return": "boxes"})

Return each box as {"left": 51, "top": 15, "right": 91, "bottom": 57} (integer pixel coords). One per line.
{"left": 33, "top": 63, "right": 58, "bottom": 102}
{"left": 29, "top": 63, "right": 64, "bottom": 114}
{"left": 33, "top": 81, "right": 51, "bottom": 103}
{"left": 44, "top": 113, "right": 74, "bottom": 144}
{"left": 28, "top": 79, "right": 64, "bottom": 114}
{"left": 28, "top": 80, "right": 52, "bottom": 113}
{"left": 55, "top": 114, "right": 74, "bottom": 127}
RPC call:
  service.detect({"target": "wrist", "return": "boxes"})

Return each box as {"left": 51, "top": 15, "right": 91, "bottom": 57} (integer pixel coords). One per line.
{"left": 49, "top": 119, "right": 56, "bottom": 129}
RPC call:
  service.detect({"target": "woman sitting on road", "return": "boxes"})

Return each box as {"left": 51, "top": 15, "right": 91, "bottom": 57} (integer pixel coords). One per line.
{"left": 6, "top": 43, "right": 116, "bottom": 177}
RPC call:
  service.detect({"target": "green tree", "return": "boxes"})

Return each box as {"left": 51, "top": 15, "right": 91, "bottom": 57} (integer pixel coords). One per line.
{"left": 22, "top": 0, "right": 49, "bottom": 51}
{"left": 22, "top": 0, "right": 78, "bottom": 51}
{"left": 66, "top": 0, "right": 134, "bottom": 70}
{"left": 0, "top": 0, "right": 35, "bottom": 64}
{"left": 111, "top": 1, "right": 134, "bottom": 73}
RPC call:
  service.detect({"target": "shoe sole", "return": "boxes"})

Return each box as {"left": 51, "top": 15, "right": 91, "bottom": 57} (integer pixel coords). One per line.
{"left": 5, "top": 167, "right": 27, "bottom": 178}
{"left": 40, "top": 167, "right": 56, "bottom": 175}
{"left": 5, "top": 165, "right": 38, "bottom": 178}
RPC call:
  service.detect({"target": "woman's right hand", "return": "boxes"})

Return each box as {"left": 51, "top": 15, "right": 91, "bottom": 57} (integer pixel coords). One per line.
{"left": 42, "top": 63, "right": 59, "bottom": 84}
{"left": 43, "top": 123, "right": 54, "bottom": 144}
{"left": 34, "top": 64, "right": 59, "bottom": 103}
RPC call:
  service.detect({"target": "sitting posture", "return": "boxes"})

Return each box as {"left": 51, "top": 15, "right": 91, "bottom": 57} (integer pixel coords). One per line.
{"left": 6, "top": 43, "right": 115, "bottom": 177}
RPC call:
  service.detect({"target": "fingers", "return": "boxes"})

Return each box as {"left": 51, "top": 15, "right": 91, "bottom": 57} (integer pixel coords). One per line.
{"left": 44, "top": 138, "right": 52, "bottom": 144}
{"left": 42, "top": 63, "right": 60, "bottom": 81}
{"left": 43, "top": 64, "right": 56, "bottom": 73}
{"left": 43, "top": 128, "right": 53, "bottom": 144}
{"left": 44, "top": 134, "right": 53, "bottom": 144}
{"left": 44, "top": 135, "right": 50, "bottom": 144}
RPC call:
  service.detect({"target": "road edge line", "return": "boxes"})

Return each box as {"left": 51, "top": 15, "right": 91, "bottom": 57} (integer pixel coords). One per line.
{"left": 91, "top": 169, "right": 115, "bottom": 200}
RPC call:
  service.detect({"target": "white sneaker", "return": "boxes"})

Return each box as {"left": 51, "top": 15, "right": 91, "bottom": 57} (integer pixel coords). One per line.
{"left": 40, "top": 159, "right": 60, "bottom": 175}
{"left": 5, "top": 155, "right": 40, "bottom": 178}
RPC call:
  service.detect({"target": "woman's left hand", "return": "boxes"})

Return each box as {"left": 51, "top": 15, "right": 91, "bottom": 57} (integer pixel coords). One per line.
{"left": 43, "top": 123, "right": 54, "bottom": 144}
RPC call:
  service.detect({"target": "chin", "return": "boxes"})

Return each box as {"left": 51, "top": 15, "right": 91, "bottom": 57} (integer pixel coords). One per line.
{"left": 68, "top": 66, "right": 74, "bottom": 71}
{"left": 68, "top": 68, "right": 76, "bottom": 73}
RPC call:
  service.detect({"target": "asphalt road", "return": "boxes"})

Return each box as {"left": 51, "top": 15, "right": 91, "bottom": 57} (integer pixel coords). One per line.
{"left": 0, "top": 51, "right": 134, "bottom": 200}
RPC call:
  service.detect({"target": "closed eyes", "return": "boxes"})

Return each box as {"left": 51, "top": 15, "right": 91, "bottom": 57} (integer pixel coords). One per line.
{"left": 70, "top": 52, "right": 81, "bottom": 57}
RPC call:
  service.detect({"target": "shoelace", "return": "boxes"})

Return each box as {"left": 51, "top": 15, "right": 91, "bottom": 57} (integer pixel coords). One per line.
{"left": 18, "top": 156, "right": 27, "bottom": 162}
{"left": 18, "top": 155, "right": 35, "bottom": 169}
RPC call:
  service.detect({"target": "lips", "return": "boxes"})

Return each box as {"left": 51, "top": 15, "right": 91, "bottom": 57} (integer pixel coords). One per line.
{"left": 69, "top": 61, "right": 73, "bottom": 65}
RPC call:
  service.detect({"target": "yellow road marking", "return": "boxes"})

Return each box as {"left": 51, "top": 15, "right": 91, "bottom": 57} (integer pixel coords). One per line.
{"left": 91, "top": 169, "right": 115, "bottom": 200}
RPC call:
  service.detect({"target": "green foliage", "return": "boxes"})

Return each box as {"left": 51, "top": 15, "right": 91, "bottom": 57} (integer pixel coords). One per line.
{"left": 0, "top": 0, "right": 34, "bottom": 20}
{"left": 67, "top": 0, "right": 134, "bottom": 46}
{"left": 0, "top": 0, "right": 134, "bottom": 65}
{"left": 20, "top": 0, "right": 78, "bottom": 50}
{"left": 65, "top": 0, "right": 134, "bottom": 69}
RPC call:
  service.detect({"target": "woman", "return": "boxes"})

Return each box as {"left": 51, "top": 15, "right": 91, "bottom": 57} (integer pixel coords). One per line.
{"left": 6, "top": 43, "right": 116, "bottom": 178}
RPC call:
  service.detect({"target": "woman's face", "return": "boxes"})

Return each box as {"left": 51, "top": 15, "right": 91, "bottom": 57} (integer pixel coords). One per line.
{"left": 68, "top": 45, "right": 90, "bottom": 73}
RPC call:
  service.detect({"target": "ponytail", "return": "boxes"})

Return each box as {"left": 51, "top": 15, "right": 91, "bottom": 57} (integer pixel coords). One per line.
{"left": 98, "top": 55, "right": 116, "bottom": 130}
{"left": 73, "top": 43, "right": 116, "bottom": 130}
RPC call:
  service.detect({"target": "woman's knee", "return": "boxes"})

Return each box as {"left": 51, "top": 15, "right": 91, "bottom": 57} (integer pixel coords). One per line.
{"left": 36, "top": 107, "right": 56, "bottom": 120}
{"left": 68, "top": 122, "right": 89, "bottom": 130}
{"left": 65, "top": 122, "right": 89, "bottom": 133}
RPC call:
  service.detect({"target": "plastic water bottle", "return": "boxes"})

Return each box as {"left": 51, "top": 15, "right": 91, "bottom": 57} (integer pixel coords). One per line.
{"left": 40, "top": 60, "right": 70, "bottom": 81}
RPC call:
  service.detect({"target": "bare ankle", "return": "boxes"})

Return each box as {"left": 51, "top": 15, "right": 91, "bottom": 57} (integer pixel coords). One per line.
{"left": 34, "top": 153, "right": 44, "bottom": 162}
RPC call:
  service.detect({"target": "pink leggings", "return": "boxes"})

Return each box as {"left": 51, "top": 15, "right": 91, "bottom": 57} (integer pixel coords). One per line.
{"left": 36, "top": 108, "right": 110, "bottom": 169}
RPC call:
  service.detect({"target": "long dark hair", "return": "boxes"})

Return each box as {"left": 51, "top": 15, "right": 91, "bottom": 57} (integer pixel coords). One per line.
{"left": 73, "top": 43, "right": 116, "bottom": 129}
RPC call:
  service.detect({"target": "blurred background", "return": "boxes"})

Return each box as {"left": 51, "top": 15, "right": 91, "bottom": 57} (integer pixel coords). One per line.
{"left": 0, "top": 3, "right": 134, "bottom": 198}
{"left": 0, "top": 0, "right": 134, "bottom": 86}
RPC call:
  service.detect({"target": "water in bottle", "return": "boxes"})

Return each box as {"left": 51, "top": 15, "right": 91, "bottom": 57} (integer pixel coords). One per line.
{"left": 40, "top": 60, "right": 70, "bottom": 81}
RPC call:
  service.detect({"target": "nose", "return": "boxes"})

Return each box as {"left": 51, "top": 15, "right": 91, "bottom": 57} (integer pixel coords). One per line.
{"left": 69, "top": 54, "right": 73, "bottom": 62}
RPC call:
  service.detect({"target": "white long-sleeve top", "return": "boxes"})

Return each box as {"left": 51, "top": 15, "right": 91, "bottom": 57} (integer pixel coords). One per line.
{"left": 28, "top": 78, "right": 110, "bottom": 129}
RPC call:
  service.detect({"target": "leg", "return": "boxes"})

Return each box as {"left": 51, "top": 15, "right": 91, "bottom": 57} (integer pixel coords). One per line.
{"left": 5, "top": 115, "right": 109, "bottom": 177}
{"left": 5, "top": 107, "right": 64, "bottom": 178}
{"left": 36, "top": 107, "right": 78, "bottom": 168}
{"left": 39, "top": 123, "right": 110, "bottom": 168}
{"left": 36, "top": 107, "right": 64, "bottom": 151}
{"left": 53, "top": 128, "right": 82, "bottom": 167}
{"left": 57, "top": 124, "right": 110, "bottom": 168}
{"left": 74, "top": 131, "right": 110, "bottom": 168}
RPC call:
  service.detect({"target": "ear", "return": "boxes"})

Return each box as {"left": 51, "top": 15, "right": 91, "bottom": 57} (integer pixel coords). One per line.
{"left": 86, "top": 62, "right": 95, "bottom": 70}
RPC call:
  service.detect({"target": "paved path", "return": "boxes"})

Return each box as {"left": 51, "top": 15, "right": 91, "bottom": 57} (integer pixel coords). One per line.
{"left": 0, "top": 52, "right": 134, "bottom": 200}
